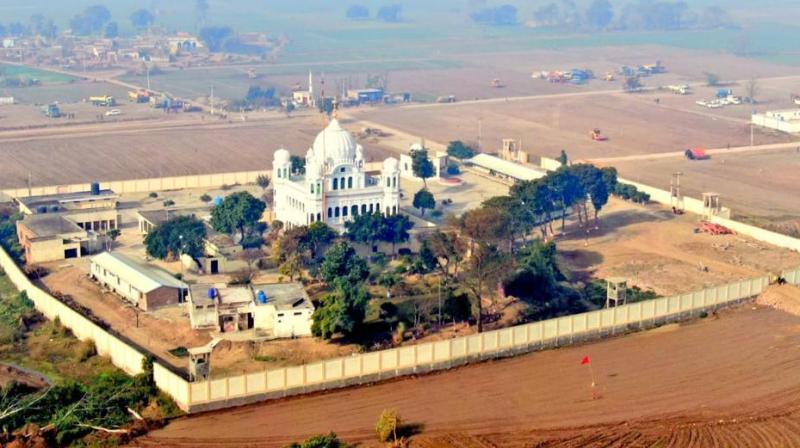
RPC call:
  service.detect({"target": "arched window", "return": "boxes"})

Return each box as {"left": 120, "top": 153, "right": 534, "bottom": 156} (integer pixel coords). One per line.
{"left": 327, "top": 207, "right": 332, "bottom": 218}
{"left": 368, "top": 204, "right": 374, "bottom": 214}
{"left": 310, "top": 184, "right": 314, "bottom": 194}
{"left": 386, "top": 177, "right": 390, "bottom": 187}
{"left": 348, "top": 177, "right": 353, "bottom": 189}
{"left": 335, "top": 207, "right": 340, "bottom": 218}
{"left": 361, "top": 204, "right": 367, "bottom": 214}
{"left": 333, "top": 178, "right": 338, "bottom": 190}
{"left": 309, "top": 213, "right": 314, "bottom": 223}
{"left": 392, "top": 206, "right": 397, "bottom": 215}
{"left": 385, "top": 207, "right": 390, "bottom": 216}
{"left": 317, "top": 212, "right": 321, "bottom": 222}
{"left": 351, "top": 205, "right": 358, "bottom": 216}
{"left": 376, "top": 203, "right": 381, "bottom": 214}
{"left": 343, "top": 206, "right": 348, "bottom": 217}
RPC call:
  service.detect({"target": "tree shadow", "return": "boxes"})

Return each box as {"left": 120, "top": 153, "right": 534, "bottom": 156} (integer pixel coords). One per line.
{"left": 397, "top": 422, "right": 425, "bottom": 438}
{"left": 558, "top": 208, "right": 670, "bottom": 242}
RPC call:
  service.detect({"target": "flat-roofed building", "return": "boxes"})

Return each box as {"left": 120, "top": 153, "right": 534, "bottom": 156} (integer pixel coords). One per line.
{"left": 15, "top": 186, "right": 121, "bottom": 264}
{"left": 466, "top": 153, "right": 547, "bottom": 183}
{"left": 188, "top": 282, "right": 314, "bottom": 338}
{"left": 90, "top": 251, "right": 188, "bottom": 311}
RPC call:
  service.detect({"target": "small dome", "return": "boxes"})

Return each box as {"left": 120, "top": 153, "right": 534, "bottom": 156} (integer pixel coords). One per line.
{"left": 383, "top": 157, "right": 399, "bottom": 172}
{"left": 312, "top": 119, "right": 358, "bottom": 165}
{"left": 274, "top": 148, "right": 290, "bottom": 165}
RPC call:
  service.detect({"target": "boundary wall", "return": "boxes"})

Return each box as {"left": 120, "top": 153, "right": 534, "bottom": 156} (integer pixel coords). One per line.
{"left": 0, "top": 170, "right": 267, "bottom": 201}
{"left": 3, "top": 242, "right": 796, "bottom": 413}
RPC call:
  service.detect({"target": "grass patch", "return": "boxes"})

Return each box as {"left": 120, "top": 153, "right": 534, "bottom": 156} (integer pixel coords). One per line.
{"left": 254, "top": 354, "right": 280, "bottom": 362}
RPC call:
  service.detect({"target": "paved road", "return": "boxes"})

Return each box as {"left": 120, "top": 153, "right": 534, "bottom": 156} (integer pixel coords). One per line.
{"left": 586, "top": 141, "right": 800, "bottom": 164}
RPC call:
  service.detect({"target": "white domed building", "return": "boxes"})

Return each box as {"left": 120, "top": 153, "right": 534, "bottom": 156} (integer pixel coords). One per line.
{"left": 272, "top": 119, "right": 401, "bottom": 232}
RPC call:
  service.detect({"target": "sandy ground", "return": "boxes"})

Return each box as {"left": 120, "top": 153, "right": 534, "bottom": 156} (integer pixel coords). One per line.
{"left": 612, "top": 148, "right": 800, "bottom": 220}
{"left": 38, "top": 261, "right": 211, "bottom": 371}
{"left": 0, "top": 112, "right": 397, "bottom": 189}
{"left": 557, "top": 199, "right": 800, "bottom": 296}
{"left": 137, "top": 305, "right": 800, "bottom": 447}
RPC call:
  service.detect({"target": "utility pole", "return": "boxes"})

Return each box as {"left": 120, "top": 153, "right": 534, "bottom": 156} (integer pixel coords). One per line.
{"left": 477, "top": 118, "right": 482, "bottom": 151}
{"left": 750, "top": 107, "right": 755, "bottom": 148}
{"left": 146, "top": 63, "right": 151, "bottom": 90}
{"left": 210, "top": 85, "right": 215, "bottom": 116}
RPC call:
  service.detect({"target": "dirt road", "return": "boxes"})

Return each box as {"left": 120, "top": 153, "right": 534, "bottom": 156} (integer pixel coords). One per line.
{"left": 138, "top": 305, "right": 800, "bottom": 447}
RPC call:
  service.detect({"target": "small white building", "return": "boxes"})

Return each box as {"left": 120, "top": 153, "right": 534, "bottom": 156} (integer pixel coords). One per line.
{"left": 188, "top": 283, "right": 314, "bottom": 338}
{"left": 272, "top": 119, "right": 401, "bottom": 233}
{"left": 399, "top": 143, "right": 449, "bottom": 181}
{"left": 752, "top": 110, "right": 800, "bottom": 134}
{"left": 90, "top": 252, "right": 188, "bottom": 311}
{"left": 252, "top": 283, "right": 314, "bottom": 338}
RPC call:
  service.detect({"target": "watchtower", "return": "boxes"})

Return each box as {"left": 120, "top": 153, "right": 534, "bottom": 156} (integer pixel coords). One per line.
{"left": 606, "top": 278, "right": 628, "bottom": 308}
{"left": 670, "top": 172, "right": 684, "bottom": 213}
{"left": 188, "top": 346, "right": 212, "bottom": 381}
{"left": 702, "top": 192, "right": 722, "bottom": 220}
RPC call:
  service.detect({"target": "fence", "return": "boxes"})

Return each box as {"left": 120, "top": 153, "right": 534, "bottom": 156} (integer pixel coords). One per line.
{"left": 1, "top": 242, "right": 798, "bottom": 413}
{"left": 0, "top": 170, "right": 268, "bottom": 201}
{"left": 169, "top": 273, "right": 786, "bottom": 413}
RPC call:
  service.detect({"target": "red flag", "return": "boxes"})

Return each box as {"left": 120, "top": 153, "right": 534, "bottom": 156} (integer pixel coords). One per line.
{"left": 581, "top": 356, "right": 590, "bottom": 365}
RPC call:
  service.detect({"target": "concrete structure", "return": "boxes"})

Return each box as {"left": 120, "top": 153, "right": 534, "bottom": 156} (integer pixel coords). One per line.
{"left": 15, "top": 187, "right": 119, "bottom": 264}
{"left": 272, "top": 119, "right": 400, "bottom": 232}
{"left": 399, "top": 143, "right": 448, "bottom": 181}
{"left": 752, "top": 110, "right": 800, "bottom": 134}
{"left": 467, "top": 153, "right": 546, "bottom": 182}
{"left": 188, "top": 283, "right": 313, "bottom": 337}
{"left": 90, "top": 251, "right": 188, "bottom": 311}
{"left": 606, "top": 278, "right": 627, "bottom": 308}
{"left": 16, "top": 214, "right": 103, "bottom": 263}
{"left": 251, "top": 282, "right": 314, "bottom": 338}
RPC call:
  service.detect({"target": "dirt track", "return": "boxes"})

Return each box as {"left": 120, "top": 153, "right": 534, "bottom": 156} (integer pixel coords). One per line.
{"left": 137, "top": 305, "right": 800, "bottom": 447}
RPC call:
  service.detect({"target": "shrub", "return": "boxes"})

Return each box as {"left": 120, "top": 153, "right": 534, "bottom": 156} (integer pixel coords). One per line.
{"left": 163, "top": 199, "right": 176, "bottom": 207}
{"left": 370, "top": 253, "right": 387, "bottom": 266}
{"left": 376, "top": 409, "right": 401, "bottom": 443}
{"left": 699, "top": 311, "right": 709, "bottom": 319}
{"left": 75, "top": 339, "right": 97, "bottom": 362}
{"left": 287, "top": 432, "right": 348, "bottom": 448}
{"left": 169, "top": 346, "right": 189, "bottom": 358}
{"left": 149, "top": 192, "right": 158, "bottom": 198}
{"left": 200, "top": 194, "right": 212, "bottom": 203}
{"left": 431, "top": 210, "right": 443, "bottom": 218}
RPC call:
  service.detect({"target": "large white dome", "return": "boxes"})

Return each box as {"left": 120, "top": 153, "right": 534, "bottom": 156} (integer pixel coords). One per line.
{"left": 312, "top": 119, "right": 360, "bottom": 166}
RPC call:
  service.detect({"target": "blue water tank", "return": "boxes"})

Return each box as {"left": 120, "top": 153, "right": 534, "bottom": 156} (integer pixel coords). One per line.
{"left": 213, "top": 196, "right": 223, "bottom": 206}
{"left": 256, "top": 290, "right": 267, "bottom": 304}
{"left": 91, "top": 182, "right": 100, "bottom": 195}
{"left": 207, "top": 288, "right": 217, "bottom": 300}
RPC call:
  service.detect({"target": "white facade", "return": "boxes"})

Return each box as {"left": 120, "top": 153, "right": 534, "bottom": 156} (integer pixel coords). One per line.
{"left": 752, "top": 110, "right": 800, "bottom": 134}
{"left": 273, "top": 119, "right": 401, "bottom": 233}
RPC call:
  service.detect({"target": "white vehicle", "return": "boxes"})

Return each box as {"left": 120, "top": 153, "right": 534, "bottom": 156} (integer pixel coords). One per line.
{"left": 695, "top": 100, "right": 708, "bottom": 107}
{"left": 104, "top": 109, "right": 122, "bottom": 117}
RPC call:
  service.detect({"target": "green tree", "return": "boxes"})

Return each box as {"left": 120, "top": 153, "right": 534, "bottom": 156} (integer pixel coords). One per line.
{"left": 319, "top": 241, "right": 369, "bottom": 288}
{"left": 287, "top": 432, "right": 349, "bottom": 448}
{"left": 411, "top": 146, "right": 435, "bottom": 187}
{"left": 255, "top": 174, "right": 270, "bottom": 191}
{"left": 290, "top": 155, "right": 307, "bottom": 174}
{"left": 304, "top": 222, "right": 337, "bottom": 260}
{"left": 311, "top": 286, "right": 369, "bottom": 340}
{"left": 345, "top": 212, "right": 384, "bottom": 250}
{"left": 461, "top": 243, "right": 509, "bottom": 333}
{"left": 144, "top": 216, "right": 206, "bottom": 260}
{"left": 446, "top": 140, "right": 475, "bottom": 159}
{"left": 376, "top": 409, "right": 400, "bottom": 443}
{"left": 586, "top": 0, "right": 614, "bottom": 29}
{"left": 199, "top": 26, "right": 232, "bottom": 52}
{"left": 129, "top": 9, "right": 155, "bottom": 29}
{"left": 413, "top": 188, "right": 435, "bottom": 216}
{"left": 104, "top": 21, "right": 118, "bottom": 38}
{"left": 381, "top": 214, "right": 413, "bottom": 255}
{"left": 278, "top": 253, "right": 302, "bottom": 281}
{"left": 211, "top": 191, "right": 266, "bottom": 243}
{"left": 425, "top": 230, "right": 466, "bottom": 283}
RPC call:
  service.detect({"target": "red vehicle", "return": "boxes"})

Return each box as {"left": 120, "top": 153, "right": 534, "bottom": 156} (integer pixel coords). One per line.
{"left": 685, "top": 147, "right": 709, "bottom": 160}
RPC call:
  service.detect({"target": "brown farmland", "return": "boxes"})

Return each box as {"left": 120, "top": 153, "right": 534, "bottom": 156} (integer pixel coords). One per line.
{"left": 138, "top": 305, "right": 800, "bottom": 447}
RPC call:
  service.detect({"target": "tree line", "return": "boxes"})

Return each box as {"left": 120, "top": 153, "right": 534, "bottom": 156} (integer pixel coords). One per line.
{"left": 346, "top": 4, "right": 403, "bottom": 23}
{"left": 533, "top": 0, "right": 734, "bottom": 31}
